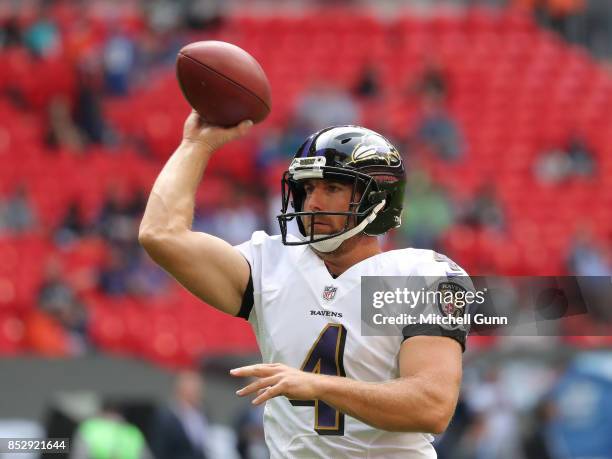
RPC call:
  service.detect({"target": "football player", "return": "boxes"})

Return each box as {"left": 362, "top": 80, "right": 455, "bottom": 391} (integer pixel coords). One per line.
{"left": 139, "top": 112, "right": 469, "bottom": 458}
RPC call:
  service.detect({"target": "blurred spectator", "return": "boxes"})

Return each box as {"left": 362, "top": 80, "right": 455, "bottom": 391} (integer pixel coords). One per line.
{"left": 255, "top": 130, "right": 289, "bottom": 170}
{"left": 103, "top": 25, "right": 138, "bottom": 96}
{"left": 534, "top": 147, "right": 572, "bottom": 184}
{"left": 435, "top": 399, "right": 474, "bottom": 459}
{"left": 294, "top": 81, "right": 359, "bottom": 132}
{"left": 566, "top": 135, "right": 595, "bottom": 176}
{"left": 523, "top": 399, "right": 557, "bottom": 459}
{"left": 71, "top": 400, "right": 152, "bottom": 459}
{"left": 146, "top": 0, "right": 183, "bottom": 34}
{"left": 127, "top": 254, "right": 170, "bottom": 297}
{"left": 98, "top": 246, "right": 132, "bottom": 296}
{"left": 234, "top": 402, "right": 268, "bottom": 459}
{"left": 399, "top": 170, "right": 454, "bottom": 250}
{"left": 463, "top": 368, "right": 523, "bottom": 459}
{"left": 413, "top": 96, "right": 464, "bottom": 161}
{"left": 547, "top": 354, "right": 612, "bottom": 457}
{"left": 24, "top": 307, "right": 71, "bottom": 357}
{"left": 37, "top": 258, "right": 90, "bottom": 354}
{"left": 412, "top": 58, "right": 449, "bottom": 103}
{"left": 183, "top": 0, "right": 225, "bottom": 31}
{"left": 567, "top": 228, "right": 611, "bottom": 275}
{"left": 45, "top": 96, "right": 85, "bottom": 151}
{"left": 0, "top": 15, "right": 22, "bottom": 48}
{"left": 513, "top": 0, "right": 612, "bottom": 55}
{"left": 194, "top": 185, "right": 264, "bottom": 246}
{"left": 95, "top": 187, "right": 143, "bottom": 246}
{"left": 93, "top": 187, "right": 147, "bottom": 296}
{"left": 23, "top": 7, "right": 61, "bottom": 58}
{"left": 98, "top": 242, "right": 168, "bottom": 298}
{"left": 255, "top": 121, "right": 310, "bottom": 170}
{"left": 55, "top": 201, "right": 88, "bottom": 245}
{"left": 0, "top": 185, "right": 37, "bottom": 234}
{"left": 534, "top": 134, "right": 595, "bottom": 184}
{"left": 150, "top": 370, "right": 212, "bottom": 459}
{"left": 73, "top": 59, "right": 113, "bottom": 146}
{"left": 461, "top": 184, "right": 506, "bottom": 232}
{"left": 583, "top": 0, "right": 612, "bottom": 59}
{"left": 541, "top": 0, "right": 586, "bottom": 44}
{"left": 352, "top": 64, "right": 381, "bottom": 99}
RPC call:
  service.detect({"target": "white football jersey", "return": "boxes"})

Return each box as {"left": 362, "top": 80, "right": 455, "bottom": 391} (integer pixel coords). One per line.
{"left": 235, "top": 232, "right": 469, "bottom": 459}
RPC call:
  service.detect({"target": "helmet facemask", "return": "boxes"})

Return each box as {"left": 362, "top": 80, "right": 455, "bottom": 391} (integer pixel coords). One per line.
{"left": 276, "top": 125, "right": 406, "bottom": 251}
{"left": 278, "top": 161, "right": 387, "bottom": 252}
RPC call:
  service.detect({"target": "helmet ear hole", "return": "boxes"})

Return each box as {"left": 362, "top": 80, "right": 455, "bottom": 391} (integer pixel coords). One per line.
{"left": 368, "top": 191, "right": 387, "bottom": 205}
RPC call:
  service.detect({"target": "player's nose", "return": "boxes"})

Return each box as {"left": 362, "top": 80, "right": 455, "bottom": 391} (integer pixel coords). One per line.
{"left": 304, "top": 186, "right": 326, "bottom": 212}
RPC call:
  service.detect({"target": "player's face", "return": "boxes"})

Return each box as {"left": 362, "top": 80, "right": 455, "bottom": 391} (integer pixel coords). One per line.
{"left": 301, "top": 179, "right": 356, "bottom": 235}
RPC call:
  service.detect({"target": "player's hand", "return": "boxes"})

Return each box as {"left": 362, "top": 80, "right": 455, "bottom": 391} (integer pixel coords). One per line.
{"left": 231, "top": 363, "right": 321, "bottom": 405}
{"left": 182, "top": 110, "right": 253, "bottom": 152}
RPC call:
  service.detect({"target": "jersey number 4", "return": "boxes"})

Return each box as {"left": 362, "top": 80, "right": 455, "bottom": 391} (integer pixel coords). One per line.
{"left": 289, "top": 323, "right": 347, "bottom": 436}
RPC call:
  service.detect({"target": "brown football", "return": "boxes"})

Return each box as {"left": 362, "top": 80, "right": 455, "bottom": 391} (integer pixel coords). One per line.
{"left": 176, "top": 41, "right": 271, "bottom": 127}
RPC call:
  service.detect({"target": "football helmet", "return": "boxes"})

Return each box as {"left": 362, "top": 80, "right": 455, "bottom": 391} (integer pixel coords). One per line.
{"left": 277, "top": 125, "right": 406, "bottom": 252}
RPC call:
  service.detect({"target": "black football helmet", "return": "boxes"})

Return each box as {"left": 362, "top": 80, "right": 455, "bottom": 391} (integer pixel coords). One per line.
{"left": 277, "top": 125, "right": 406, "bottom": 252}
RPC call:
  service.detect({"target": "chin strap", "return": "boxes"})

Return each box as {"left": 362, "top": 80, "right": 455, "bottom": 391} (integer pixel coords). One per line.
{"left": 309, "top": 200, "right": 386, "bottom": 253}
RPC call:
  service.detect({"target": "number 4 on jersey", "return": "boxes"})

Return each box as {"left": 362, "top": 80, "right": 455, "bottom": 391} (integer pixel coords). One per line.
{"left": 290, "top": 323, "right": 347, "bottom": 436}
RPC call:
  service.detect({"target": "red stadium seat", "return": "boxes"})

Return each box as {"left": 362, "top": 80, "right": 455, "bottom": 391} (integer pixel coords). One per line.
{"left": 1, "top": 7, "right": 610, "bottom": 361}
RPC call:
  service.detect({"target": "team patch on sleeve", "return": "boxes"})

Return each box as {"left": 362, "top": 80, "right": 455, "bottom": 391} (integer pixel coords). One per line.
{"left": 436, "top": 281, "right": 468, "bottom": 319}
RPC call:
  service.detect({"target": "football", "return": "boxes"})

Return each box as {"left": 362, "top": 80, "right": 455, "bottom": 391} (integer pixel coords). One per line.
{"left": 176, "top": 40, "right": 271, "bottom": 127}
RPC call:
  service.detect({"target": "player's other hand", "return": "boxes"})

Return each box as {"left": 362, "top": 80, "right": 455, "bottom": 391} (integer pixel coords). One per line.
{"left": 231, "top": 363, "right": 321, "bottom": 405}
{"left": 182, "top": 110, "right": 253, "bottom": 152}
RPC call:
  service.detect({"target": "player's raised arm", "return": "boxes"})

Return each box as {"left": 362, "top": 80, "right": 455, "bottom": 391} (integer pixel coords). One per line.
{"left": 138, "top": 111, "right": 253, "bottom": 316}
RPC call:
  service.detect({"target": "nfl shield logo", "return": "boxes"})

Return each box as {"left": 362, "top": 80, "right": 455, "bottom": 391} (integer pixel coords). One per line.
{"left": 322, "top": 286, "right": 337, "bottom": 301}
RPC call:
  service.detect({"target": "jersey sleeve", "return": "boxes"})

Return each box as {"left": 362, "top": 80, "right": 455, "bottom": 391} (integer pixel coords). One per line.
{"left": 233, "top": 231, "right": 268, "bottom": 324}
{"left": 401, "top": 252, "right": 473, "bottom": 352}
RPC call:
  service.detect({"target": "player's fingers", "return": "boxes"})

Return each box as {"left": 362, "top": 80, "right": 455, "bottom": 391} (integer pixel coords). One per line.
{"left": 230, "top": 364, "right": 257, "bottom": 376}
{"left": 189, "top": 110, "right": 207, "bottom": 127}
{"left": 252, "top": 385, "right": 282, "bottom": 406}
{"left": 230, "top": 119, "right": 253, "bottom": 138}
{"left": 236, "top": 374, "right": 280, "bottom": 397}
{"left": 230, "top": 363, "right": 281, "bottom": 377}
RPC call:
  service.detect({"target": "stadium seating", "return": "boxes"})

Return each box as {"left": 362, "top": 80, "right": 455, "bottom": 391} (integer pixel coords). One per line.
{"left": 1, "top": 6, "right": 610, "bottom": 365}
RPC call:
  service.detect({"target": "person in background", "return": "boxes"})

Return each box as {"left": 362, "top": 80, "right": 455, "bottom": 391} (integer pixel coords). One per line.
{"left": 567, "top": 227, "right": 611, "bottom": 276}
{"left": 294, "top": 81, "right": 360, "bottom": 132}
{"left": 413, "top": 59, "right": 449, "bottom": 103}
{"left": 234, "top": 400, "right": 269, "bottom": 459}
{"left": 523, "top": 398, "right": 557, "bottom": 459}
{"left": 413, "top": 95, "right": 465, "bottom": 161}
{"left": 70, "top": 400, "right": 152, "bottom": 459}
{"left": 23, "top": 5, "right": 61, "bottom": 58}
{"left": 534, "top": 133, "right": 596, "bottom": 184}
{"left": 45, "top": 95, "right": 85, "bottom": 152}
{"left": 73, "top": 58, "right": 113, "bottom": 146}
{"left": 0, "top": 185, "right": 37, "bottom": 234}
{"left": 399, "top": 170, "right": 454, "bottom": 250}
{"left": 37, "top": 257, "right": 90, "bottom": 354}
{"left": 150, "top": 371, "right": 211, "bottom": 459}
{"left": 461, "top": 183, "right": 506, "bottom": 232}
{"left": 103, "top": 24, "right": 138, "bottom": 97}
{"left": 352, "top": 64, "right": 381, "bottom": 99}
